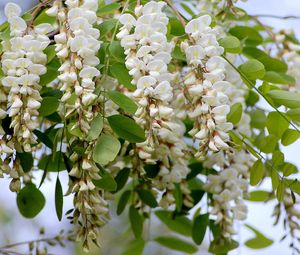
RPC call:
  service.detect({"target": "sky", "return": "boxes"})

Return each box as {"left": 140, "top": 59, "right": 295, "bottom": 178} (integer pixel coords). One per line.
{"left": 0, "top": 0, "right": 300, "bottom": 255}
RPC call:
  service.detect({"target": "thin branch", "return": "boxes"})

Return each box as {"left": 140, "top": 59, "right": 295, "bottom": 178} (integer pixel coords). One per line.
{"left": 254, "top": 14, "right": 300, "bottom": 20}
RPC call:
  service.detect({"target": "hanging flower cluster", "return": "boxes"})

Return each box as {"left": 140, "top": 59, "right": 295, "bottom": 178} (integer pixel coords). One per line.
{"left": 48, "top": 0, "right": 100, "bottom": 132}
{"left": 204, "top": 150, "right": 253, "bottom": 238}
{"left": 1, "top": 3, "right": 50, "bottom": 152}
{"left": 46, "top": 0, "right": 108, "bottom": 251}
{"left": 117, "top": 1, "right": 191, "bottom": 207}
{"left": 181, "top": 15, "right": 233, "bottom": 158}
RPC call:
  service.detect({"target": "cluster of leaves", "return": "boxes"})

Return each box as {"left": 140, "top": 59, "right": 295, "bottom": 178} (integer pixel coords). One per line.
{"left": 1, "top": 0, "right": 300, "bottom": 254}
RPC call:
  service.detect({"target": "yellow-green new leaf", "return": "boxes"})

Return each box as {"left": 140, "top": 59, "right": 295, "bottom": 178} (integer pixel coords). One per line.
{"left": 250, "top": 159, "right": 264, "bottom": 186}
{"left": 267, "top": 90, "right": 300, "bottom": 109}
{"left": 93, "top": 134, "right": 121, "bottom": 165}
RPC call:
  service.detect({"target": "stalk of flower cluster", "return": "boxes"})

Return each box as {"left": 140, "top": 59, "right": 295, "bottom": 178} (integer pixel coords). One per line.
{"left": 117, "top": 1, "right": 191, "bottom": 207}
{"left": 47, "top": 0, "right": 109, "bottom": 251}
{"left": 1, "top": 3, "right": 51, "bottom": 153}
{"left": 182, "top": 15, "right": 233, "bottom": 159}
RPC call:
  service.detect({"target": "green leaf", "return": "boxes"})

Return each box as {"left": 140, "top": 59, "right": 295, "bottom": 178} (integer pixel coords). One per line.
{"left": 17, "top": 152, "right": 33, "bottom": 173}
{"left": 239, "top": 59, "right": 265, "bottom": 80}
{"left": 229, "top": 26, "right": 263, "bottom": 45}
{"left": 262, "top": 71, "right": 295, "bottom": 85}
{"left": 219, "top": 36, "right": 241, "bottom": 53}
{"left": 98, "top": 19, "right": 118, "bottom": 38}
{"left": 243, "top": 47, "right": 288, "bottom": 72}
{"left": 92, "top": 133, "right": 121, "bottom": 165}
{"left": 209, "top": 238, "right": 239, "bottom": 254}
{"left": 272, "top": 151, "right": 284, "bottom": 166}
{"left": 93, "top": 168, "right": 117, "bottom": 191}
{"left": 86, "top": 114, "right": 103, "bottom": 141}
{"left": 44, "top": 45, "right": 56, "bottom": 64}
{"left": 266, "top": 112, "right": 289, "bottom": 138}
{"left": 109, "top": 41, "right": 125, "bottom": 63}
{"left": 121, "top": 239, "right": 145, "bottom": 255}
{"left": 174, "top": 183, "right": 183, "bottom": 212}
{"left": 38, "top": 152, "right": 66, "bottom": 172}
{"left": 169, "top": 17, "right": 185, "bottom": 36}
{"left": 192, "top": 213, "right": 209, "bottom": 245}
{"left": 267, "top": 90, "right": 300, "bottom": 109}
{"left": 155, "top": 210, "right": 192, "bottom": 236}
{"left": 276, "top": 181, "right": 285, "bottom": 201}
{"left": 110, "top": 63, "right": 135, "bottom": 91}
{"left": 97, "top": 2, "right": 121, "bottom": 15}
{"left": 40, "top": 58, "right": 60, "bottom": 86}
{"left": 250, "top": 159, "right": 264, "bottom": 186}
{"left": 67, "top": 122, "right": 83, "bottom": 139}
{"left": 281, "top": 129, "right": 300, "bottom": 146}
{"left": 137, "top": 189, "right": 158, "bottom": 208}
{"left": 129, "top": 206, "right": 143, "bottom": 238}
{"left": 248, "top": 190, "right": 272, "bottom": 202}
{"left": 115, "top": 168, "right": 130, "bottom": 192}
{"left": 38, "top": 97, "right": 59, "bottom": 117}
{"left": 33, "top": 9, "right": 56, "bottom": 25}
{"left": 117, "top": 190, "right": 131, "bottom": 215}
{"left": 271, "top": 169, "right": 279, "bottom": 189}
{"left": 258, "top": 135, "right": 278, "bottom": 153}
{"left": 282, "top": 162, "right": 297, "bottom": 177}
{"left": 287, "top": 108, "right": 300, "bottom": 122}
{"left": 107, "top": 91, "right": 138, "bottom": 115}
{"left": 227, "top": 103, "right": 243, "bottom": 125}
{"left": 55, "top": 177, "right": 63, "bottom": 221}
{"left": 249, "top": 109, "right": 266, "bottom": 129}
{"left": 17, "top": 184, "right": 45, "bottom": 218}
{"left": 108, "top": 115, "right": 146, "bottom": 143}
{"left": 172, "top": 46, "right": 186, "bottom": 61}
{"left": 246, "top": 90, "right": 259, "bottom": 106}
{"left": 245, "top": 224, "right": 273, "bottom": 249}
{"left": 155, "top": 236, "right": 197, "bottom": 254}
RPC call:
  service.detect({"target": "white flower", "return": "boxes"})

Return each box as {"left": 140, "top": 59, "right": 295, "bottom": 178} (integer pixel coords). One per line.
{"left": 185, "top": 15, "right": 211, "bottom": 34}
{"left": 186, "top": 45, "right": 205, "bottom": 65}
{"left": 153, "top": 81, "right": 173, "bottom": 101}
{"left": 137, "top": 76, "right": 156, "bottom": 89}
{"left": 8, "top": 16, "right": 27, "bottom": 34}
{"left": 4, "top": 2, "right": 22, "bottom": 19}
{"left": 119, "top": 13, "right": 136, "bottom": 28}
{"left": 34, "top": 23, "right": 54, "bottom": 35}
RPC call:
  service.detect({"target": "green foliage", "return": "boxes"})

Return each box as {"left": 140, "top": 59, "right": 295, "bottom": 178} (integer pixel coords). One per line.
{"left": 267, "top": 90, "right": 300, "bottom": 109}
{"left": 92, "top": 133, "right": 121, "bottom": 165}
{"left": 192, "top": 213, "right": 209, "bottom": 245}
{"left": 155, "top": 210, "right": 193, "bottom": 236}
{"left": 227, "top": 103, "right": 243, "bottom": 125}
{"left": 108, "top": 115, "right": 146, "bottom": 143}
{"left": 55, "top": 177, "right": 63, "bottom": 221}
{"left": 17, "top": 184, "right": 45, "bottom": 218}
{"left": 107, "top": 91, "right": 138, "bottom": 115}
{"left": 39, "top": 97, "right": 60, "bottom": 117}
{"left": 137, "top": 189, "right": 158, "bottom": 208}
{"left": 219, "top": 36, "right": 242, "bottom": 53}
{"left": 250, "top": 159, "right": 265, "bottom": 186}
{"left": 129, "top": 206, "right": 143, "bottom": 238}
{"left": 154, "top": 236, "right": 198, "bottom": 254}
{"left": 245, "top": 224, "right": 273, "bottom": 249}
{"left": 229, "top": 26, "right": 263, "bottom": 45}
{"left": 239, "top": 59, "right": 266, "bottom": 80}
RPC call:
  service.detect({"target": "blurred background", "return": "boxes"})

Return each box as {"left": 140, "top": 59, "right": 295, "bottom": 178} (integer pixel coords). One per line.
{"left": 0, "top": 0, "right": 300, "bottom": 254}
